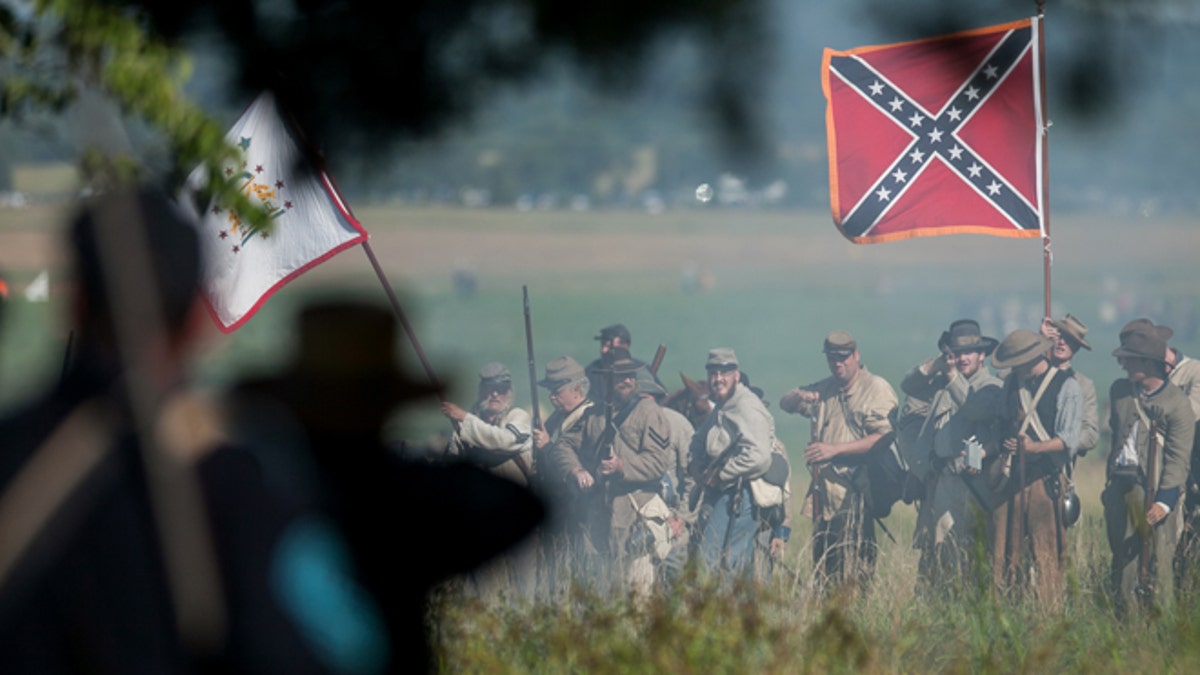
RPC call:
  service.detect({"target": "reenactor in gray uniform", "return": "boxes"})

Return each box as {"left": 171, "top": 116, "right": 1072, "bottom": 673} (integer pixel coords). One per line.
{"left": 690, "top": 348, "right": 776, "bottom": 579}
{"left": 532, "top": 356, "right": 598, "bottom": 591}
{"left": 902, "top": 320, "right": 1003, "bottom": 590}
{"left": 780, "top": 331, "right": 897, "bottom": 590}
{"left": 443, "top": 363, "right": 536, "bottom": 597}
{"left": 1104, "top": 326, "right": 1195, "bottom": 610}
{"left": 551, "top": 355, "right": 673, "bottom": 589}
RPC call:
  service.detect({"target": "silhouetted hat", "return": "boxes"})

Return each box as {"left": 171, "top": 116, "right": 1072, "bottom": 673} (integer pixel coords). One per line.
{"left": 1120, "top": 318, "right": 1173, "bottom": 342}
{"left": 478, "top": 362, "right": 512, "bottom": 387}
{"left": 991, "top": 329, "right": 1053, "bottom": 370}
{"left": 595, "top": 323, "right": 631, "bottom": 344}
{"left": 1049, "top": 314, "right": 1091, "bottom": 351}
{"left": 538, "top": 356, "right": 585, "bottom": 389}
{"left": 1112, "top": 327, "right": 1168, "bottom": 363}
{"left": 937, "top": 319, "right": 999, "bottom": 355}
{"left": 823, "top": 330, "right": 857, "bottom": 357}
{"left": 235, "top": 300, "right": 439, "bottom": 430}
{"left": 706, "top": 347, "right": 739, "bottom": 370}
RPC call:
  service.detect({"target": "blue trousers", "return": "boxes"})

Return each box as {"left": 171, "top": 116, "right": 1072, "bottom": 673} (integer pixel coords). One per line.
{"left": 699, "top": 484, "right": 759, "bottom": 577}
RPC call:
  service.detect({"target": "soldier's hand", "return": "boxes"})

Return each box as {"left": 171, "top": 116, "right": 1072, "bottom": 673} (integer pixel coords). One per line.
{"left": 440, "top": 402, "right": 468, "bottom": 422}
{"left": 668, "top": 515, "right": 686, "bottom": 539}
{"left": 1147, "top": 502, "right": 1169, "bottom": 527}
{"left": 1003, "top": 434, "right": 1029, "bottom": 453}
{"left": 532, "top": 427, "right": 550, "bottom": 449}
{"left": 1040, "top": 316, "right": 1059, "bottom": 340}
{"left": 941, "top": 352, "right": 958, "bottom": 377}
{"left": 803, "top": 441, "right": 836, "bottom": 464}
{"left": 572, "top": 467, "right": 595, "bottom": 490}
{"left": 599, "top": 454, "right": 624, "bottom": 477}
{"left": 770, "top": 537, "right": 786, "bottom": 559}
{"left": 780, "top": 389, "right": 817, "bottom": 413}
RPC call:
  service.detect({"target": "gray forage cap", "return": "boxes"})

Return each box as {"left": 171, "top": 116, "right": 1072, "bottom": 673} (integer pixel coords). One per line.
{"left": 705, "top": 347, "right": 739, "bottom": 370}
{"left": 478, "top": 362, "right": 513, "bottom": 386}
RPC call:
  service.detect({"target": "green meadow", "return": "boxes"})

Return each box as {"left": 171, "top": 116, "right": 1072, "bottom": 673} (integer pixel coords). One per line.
{"left": 3, "top": 201, "right": 1200, "bottom": 671}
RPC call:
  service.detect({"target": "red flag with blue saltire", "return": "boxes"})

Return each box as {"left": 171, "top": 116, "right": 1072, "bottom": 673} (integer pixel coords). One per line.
{"left": 822, "top": 17, "right": 1045, "bottom": 244}
{"left": 185, "top": 92, "right": 368, "bottom": 332}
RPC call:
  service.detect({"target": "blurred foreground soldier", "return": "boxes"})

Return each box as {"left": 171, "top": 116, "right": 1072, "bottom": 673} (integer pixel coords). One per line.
{"left": 232, "top": 301, "right": 543, "bottom": 672}
{"left": 552, "top": 355, "right": 672, "bottom": 591}
{"left": 443, "top": 362, "right": 536, "bottom": 598}
{"left": 1104, "top": 327, "right": 1195, "bottom": 611}
{"left": 0, "top": 190, "right": 321, "bottom": 672}
{"left": 989, "top": 329, "right": 1082, "bottom": 604}
{"left": 531, "top": 356, "right": 597, "bottom": 591}
{"left": 780, "top": 331, "right": 897, "bottom": 591}
{"left": 902, "top": 320, "right": 1002, "bottom": 591}
{"left": 690, "top": 349, "right": 775, "bottom": 580}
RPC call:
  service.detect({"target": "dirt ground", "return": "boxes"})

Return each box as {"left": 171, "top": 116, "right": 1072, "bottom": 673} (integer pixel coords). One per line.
{"left": 3, "top": 202, "right": 1198, "bottom": 286}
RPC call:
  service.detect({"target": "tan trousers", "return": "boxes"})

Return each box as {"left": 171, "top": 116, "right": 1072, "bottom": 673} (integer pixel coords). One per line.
{"left": 991, "top": 475, "right": 1063, "bottom": 604}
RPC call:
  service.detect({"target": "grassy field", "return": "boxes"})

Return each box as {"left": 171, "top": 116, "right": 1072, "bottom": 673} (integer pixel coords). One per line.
{"left": 2, "top": 202, "right": 1200, "bottom": 671}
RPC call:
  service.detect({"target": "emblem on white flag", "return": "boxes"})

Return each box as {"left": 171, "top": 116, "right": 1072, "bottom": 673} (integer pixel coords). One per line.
{"left": 185, "top": 92, "right": 368, "bottom": 332}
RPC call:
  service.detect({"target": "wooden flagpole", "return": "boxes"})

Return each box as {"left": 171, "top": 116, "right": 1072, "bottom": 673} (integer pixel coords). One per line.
{"left": 273, "top": 95, "right": 448, "bottom": 402}
{"left": 1038, "top": 0, "right": 1052, "bottom": 318}
{"left": 361, "top": 241, "right": 448, "bottom": 402}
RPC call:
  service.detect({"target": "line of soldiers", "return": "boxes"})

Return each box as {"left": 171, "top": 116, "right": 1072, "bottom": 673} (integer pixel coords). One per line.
{"left": 443, "top": 325, "right": 791, "bottom": 595}
{"left": 446, "top": 314, "right": 1200, "bottom": 609}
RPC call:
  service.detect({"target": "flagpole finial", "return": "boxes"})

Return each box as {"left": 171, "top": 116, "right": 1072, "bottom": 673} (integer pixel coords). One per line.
{"left": 1037, "top": 0, "right": 1046, "bottom": 17}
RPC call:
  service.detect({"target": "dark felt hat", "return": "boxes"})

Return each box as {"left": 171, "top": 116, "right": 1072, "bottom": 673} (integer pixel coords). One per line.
{"left": 1112, "top": 327, "right": 1168, "bottom": 363}
{"left": 594, "top": 323, "right": 631, "bottom": 344}
{"left": 1119, "top": 318, "right": 1173, "bottom": 342}
{"left": 605, "top": 357, "right": 642, "bottom": 377}
{"left": 234, "top": 300, "right": 439, "bottom": 430}
{"left": 937, "top": 319, "right": 999, "bottom": 355}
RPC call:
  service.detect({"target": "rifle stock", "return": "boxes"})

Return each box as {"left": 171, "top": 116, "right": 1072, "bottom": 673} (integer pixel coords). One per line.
{"left": 689, "top": 435, "right": 741, "bottom": 513}
{"left": 809, "top": 411, "right": 822, "bottom": 528}
{"left": 1139, "top": 419, "right": 1161, "bottom": 599}
{"left": 515, "top": 285, "right": 538, "bottom": 482}
{"left": 649, "top": 344, "right": 667, "bottom": 377}
{"left": 522, "top": 286, "right": 541, "bottom": 430}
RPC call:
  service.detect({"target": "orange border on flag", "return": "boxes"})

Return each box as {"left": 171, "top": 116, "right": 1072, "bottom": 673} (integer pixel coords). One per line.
{"left": 822, "top": 18, "right": 1040, "bottom": 244}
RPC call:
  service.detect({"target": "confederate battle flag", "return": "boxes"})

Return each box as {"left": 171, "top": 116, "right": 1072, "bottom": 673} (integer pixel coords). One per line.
{"left": 822, "top": 17, "right": 1046, "bottom": 244}
{"left": 184, "top": 93, "right": 368, "bottom": 332}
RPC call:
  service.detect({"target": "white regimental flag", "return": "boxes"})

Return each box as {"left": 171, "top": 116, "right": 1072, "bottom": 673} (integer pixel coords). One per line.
{"left": 184, "top": 92, "right": 368, "bottom": 332}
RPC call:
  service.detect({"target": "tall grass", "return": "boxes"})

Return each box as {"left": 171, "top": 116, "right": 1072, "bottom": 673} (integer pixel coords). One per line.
{"left": 430, "top": 517, "right": 1200, "bottom": 673}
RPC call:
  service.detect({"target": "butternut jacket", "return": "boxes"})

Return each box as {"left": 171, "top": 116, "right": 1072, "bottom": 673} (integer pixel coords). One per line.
{"left": 1108, "top": 379, "right": 1195, "bottom": 502}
